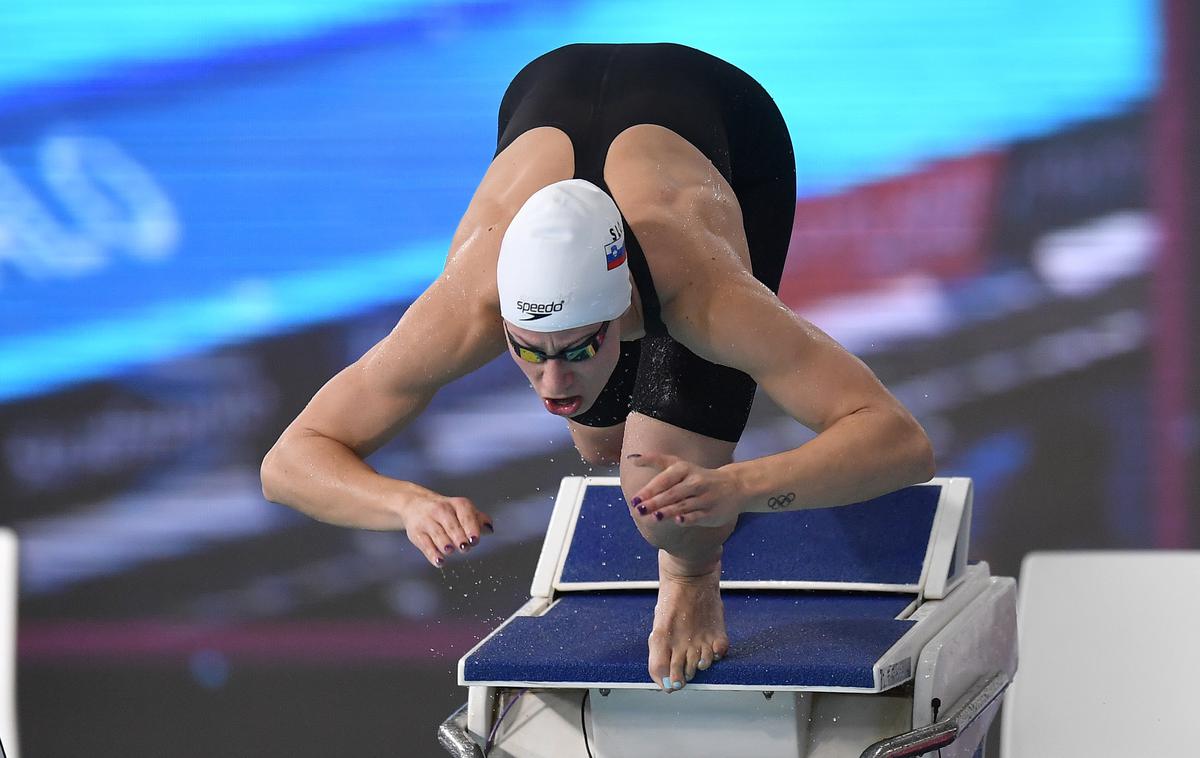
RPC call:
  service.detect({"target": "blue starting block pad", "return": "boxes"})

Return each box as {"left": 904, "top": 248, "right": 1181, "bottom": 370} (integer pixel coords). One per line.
{"left": 460, "top": 477, "right": 978, "bottom": 693}
{"left": 463, "top": 590, "right": 917, "bottom": 689}
{"left": 558, "top": 484, "right": 941, "bottom": 590}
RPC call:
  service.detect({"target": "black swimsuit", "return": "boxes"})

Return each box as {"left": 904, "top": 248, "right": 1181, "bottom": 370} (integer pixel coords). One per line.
{"left": 496, "top": 43, "right": 796, "bottom": 442}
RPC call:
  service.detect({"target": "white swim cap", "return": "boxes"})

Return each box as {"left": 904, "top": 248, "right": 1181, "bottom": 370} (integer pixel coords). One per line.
{"left": 497, "top": 179, "right": 631, "bottom": 332}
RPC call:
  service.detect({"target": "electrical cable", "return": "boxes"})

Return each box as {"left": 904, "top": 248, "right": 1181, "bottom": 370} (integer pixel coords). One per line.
{"left": 931, "top": 697, "right": 943, "bottom": 758}
{"left": 580, "top": 688, "right": 595, "bottom": 758}
{"left": 484, "top": 687, "right": 528, "bottom": 756}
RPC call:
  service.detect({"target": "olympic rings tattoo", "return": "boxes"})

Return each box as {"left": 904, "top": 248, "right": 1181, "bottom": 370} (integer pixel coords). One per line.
{"left": 766, "top": 492, "right": 796, "bottom": 510}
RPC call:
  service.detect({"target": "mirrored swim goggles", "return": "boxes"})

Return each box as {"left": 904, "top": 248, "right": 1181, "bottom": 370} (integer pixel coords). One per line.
{"left": 504, "top": 321, "right": 609, "bottom": 364}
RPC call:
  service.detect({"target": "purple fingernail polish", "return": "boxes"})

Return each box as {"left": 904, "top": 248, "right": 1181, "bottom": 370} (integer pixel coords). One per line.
{"left": 459, "top": 542, "right": 469, "bottom": 551}
{"left": 469, "top": 535, "right": 478, "bottom": 545}
{"left": 444, "top": 545, "right": 454, "bottom": 553}
{"left": 631, "top": 496, "right": 642, "bottom": 507}
{"left": 484, "top": 523, "right": 494, "bottom": 532}
{"left": 636, "top": 505, "right": 647, "bottom": 515}
{"left": 676, "top": 515, "right": 685, "bottom": 524}
{"left": 654, "top": 512, "right": 663, "bottom": 521}
{"left": 436, "top": 557, "right": 445, "bottom": 566}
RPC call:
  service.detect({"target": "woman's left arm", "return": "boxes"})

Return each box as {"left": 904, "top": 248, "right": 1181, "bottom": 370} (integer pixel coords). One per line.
{"left": 627, "top": 272, "right": 935, "bottom": 526}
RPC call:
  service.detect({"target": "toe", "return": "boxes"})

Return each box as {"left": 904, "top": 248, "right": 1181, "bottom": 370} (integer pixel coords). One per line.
{"left": 669, "top": 646, "right": 687, "bottom": 691}
{"left": 696, "top": 642, "right": 714, "bottom": 671}
{"left": 648, "top": 631, "right": 672, "bottom": 691}
{"left": 713, "top": 636, "right": 730, "bottom": 662}
{"left": 685, "top": 646, "right": 701, "bottom": 682}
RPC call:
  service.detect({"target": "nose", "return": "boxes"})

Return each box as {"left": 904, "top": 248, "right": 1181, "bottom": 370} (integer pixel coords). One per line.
{"left": 539, "top": 359, "right": 576, "bottom": 395}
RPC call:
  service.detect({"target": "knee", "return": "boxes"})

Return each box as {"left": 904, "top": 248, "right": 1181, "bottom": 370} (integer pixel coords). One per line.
{"left": 628, "top": 505, "right": 685, "bottom": 552}
{"left": 568, "top": 422, "right": 625, "bottom": 467}
{"left": 623, "top": 493, "right": 734, "bottom": 558}
{"left": 619, "top": 462, "right": 693, "bottom": 552}
{"left": 575, "top": 441, "right": 623, "bottom": 467}
{"left": 615, "top": 415, "right": 738, "bottom": 553}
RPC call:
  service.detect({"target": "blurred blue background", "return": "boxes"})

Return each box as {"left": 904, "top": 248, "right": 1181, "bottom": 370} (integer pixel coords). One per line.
{"left": 1, "top": 1, "right": 1193, "bottom": 756}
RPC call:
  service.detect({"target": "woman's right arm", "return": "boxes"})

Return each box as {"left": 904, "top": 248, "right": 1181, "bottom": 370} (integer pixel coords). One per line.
{"left": 260, "top": 274, "right": 505, "bottom": 566}
{"left": 263, "top": 125, "right": 577, "bottom": 565}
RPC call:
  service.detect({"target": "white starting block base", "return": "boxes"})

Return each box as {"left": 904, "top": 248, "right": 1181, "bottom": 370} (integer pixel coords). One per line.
{"left": 441, "top": 479, "right": 1016, "bottom": 758}
{"left": 481, "top": 687, "right": 917, "bottom": 758}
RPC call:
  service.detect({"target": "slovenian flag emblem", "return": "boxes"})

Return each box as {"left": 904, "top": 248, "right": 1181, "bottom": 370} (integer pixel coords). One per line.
{"left": 605, "top": 239, "right": 627, "bottom": 271}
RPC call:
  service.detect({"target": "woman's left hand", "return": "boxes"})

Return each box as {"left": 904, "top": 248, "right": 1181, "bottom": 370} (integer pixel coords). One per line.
{"left": 625, "top": 453, "right": 747, "bottom": 527}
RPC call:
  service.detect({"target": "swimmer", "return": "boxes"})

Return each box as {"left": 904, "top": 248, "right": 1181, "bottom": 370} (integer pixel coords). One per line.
{"left": 261, "top": 43, "right": 934, "bottom": 694}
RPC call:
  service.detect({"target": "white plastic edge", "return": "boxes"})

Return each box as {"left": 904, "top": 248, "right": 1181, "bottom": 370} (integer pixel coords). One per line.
{"left": 912, "top": 576, "right": 1017, "bottom": 727}
{"left": 545, "top": 476, "right": 622, "bottom": 593}
{"left": 872, "top": 563, "right": 991, "bottom": 691}
{"left": 0, "top": 527, "right": 18, "bottom": 758}
{"left": 530, "top": 476, "right": 588, "bottom": 598}
{"left": 920, "top": 477, "right": 972, "bottom": 601}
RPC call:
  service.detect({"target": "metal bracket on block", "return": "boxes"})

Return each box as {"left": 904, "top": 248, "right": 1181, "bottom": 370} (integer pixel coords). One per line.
{"left": 437, "top": 704, "right": 483, "bottom": 758}
{"left": 859, "top": 671, "right": 1009, "bottom": 758}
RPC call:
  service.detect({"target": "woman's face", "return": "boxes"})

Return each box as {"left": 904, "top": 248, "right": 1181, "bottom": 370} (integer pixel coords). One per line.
{"left": 503, "top": 319, "right": 621, "bottom": 417}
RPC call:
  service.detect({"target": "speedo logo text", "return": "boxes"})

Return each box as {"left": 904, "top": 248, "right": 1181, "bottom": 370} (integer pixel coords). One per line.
{"left": 515, "top": 300, "right": 564, "bottom": 321}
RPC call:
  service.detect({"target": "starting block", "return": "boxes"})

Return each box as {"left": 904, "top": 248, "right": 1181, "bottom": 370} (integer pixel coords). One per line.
{"left": 439, "top": 477, "right": 1016, "bottom": 757}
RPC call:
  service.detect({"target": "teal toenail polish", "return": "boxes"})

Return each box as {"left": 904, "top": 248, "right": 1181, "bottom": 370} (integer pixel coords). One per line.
{"left": 662, "top": 677, "right": 671, "bottom": 690}
{"left": 673, "top": 680, "right": 683, "bottom": 690}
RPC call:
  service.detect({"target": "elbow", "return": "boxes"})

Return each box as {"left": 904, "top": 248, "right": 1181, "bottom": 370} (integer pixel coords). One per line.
{"left": 260, "top": 445, "right": 285, "bottom": 504}
{"left": 905, "top": 416, "right": 937, "bottom": 483}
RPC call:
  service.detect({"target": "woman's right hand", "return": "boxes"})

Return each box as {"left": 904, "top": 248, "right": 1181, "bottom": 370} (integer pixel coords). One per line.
{"left": 401, "top": 490, "right": 494, "bottom": 567}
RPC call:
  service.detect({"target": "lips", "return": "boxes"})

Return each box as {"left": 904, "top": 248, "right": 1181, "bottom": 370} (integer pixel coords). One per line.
{"left": 543, "top": 396, "right": 583, "bottom": 416}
